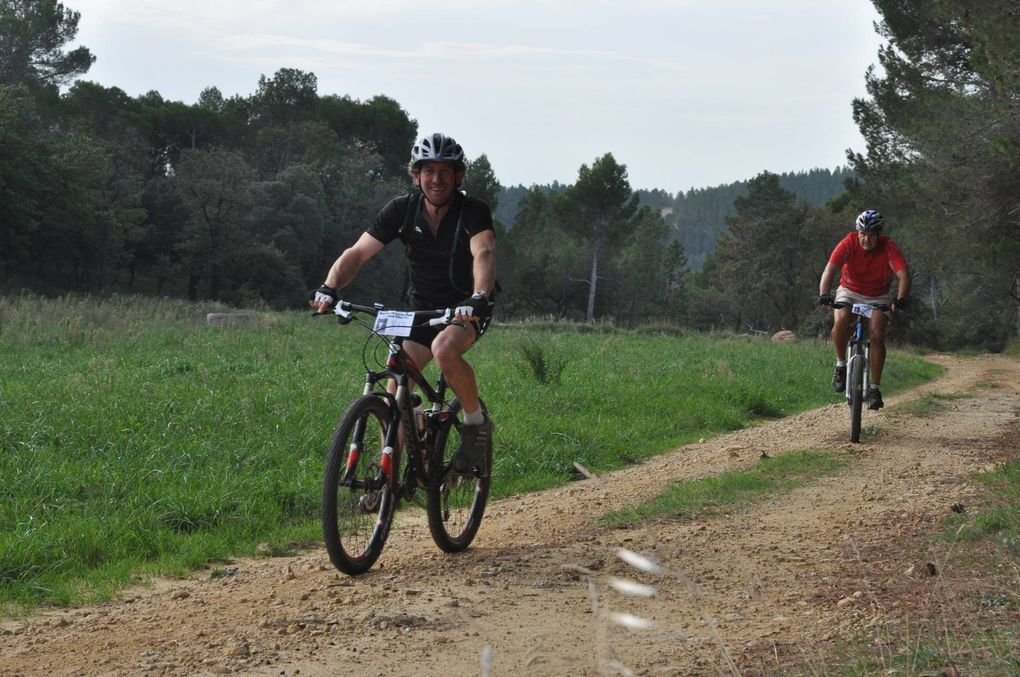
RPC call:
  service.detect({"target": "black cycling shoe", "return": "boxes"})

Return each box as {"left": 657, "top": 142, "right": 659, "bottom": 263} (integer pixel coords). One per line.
{"left": 832, "top": 365, "right": 847, "bottom": 393}
{"left": 867, "top": 387, "right": 884, "bottom": 410}
{"left": 452, "top": 416, "right": 493, "bottom": 473}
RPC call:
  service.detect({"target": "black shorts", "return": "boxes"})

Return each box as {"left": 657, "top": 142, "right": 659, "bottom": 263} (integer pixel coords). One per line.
{"left": 402, "top": 313, "right": 491, "bottom": 350}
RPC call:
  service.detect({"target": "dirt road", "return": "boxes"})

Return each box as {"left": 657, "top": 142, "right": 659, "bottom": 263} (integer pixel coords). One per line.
{"left": 3, "top": 354, "right": 1018, "bottom": 676}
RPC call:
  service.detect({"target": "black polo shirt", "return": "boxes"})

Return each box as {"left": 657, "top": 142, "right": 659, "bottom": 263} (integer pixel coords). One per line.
{"left": 368, "top": 191, "right": 493, "bottom": 308}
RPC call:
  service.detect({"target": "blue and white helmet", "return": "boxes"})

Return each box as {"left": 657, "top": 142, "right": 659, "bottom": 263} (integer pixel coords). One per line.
{"left": 409, "top": 133, "right": 466, "bottom": 171}
{"left": 855, "top": 209, "right": 884, "bottom": 232}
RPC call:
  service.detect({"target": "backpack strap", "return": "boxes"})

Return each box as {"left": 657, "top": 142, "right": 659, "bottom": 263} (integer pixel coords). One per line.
{"left": 449, "top": 194, "right": 501, "bottom": 300}
{"left": 448, "top": 198, "right": 470, "bottom": 296}
{"left": 399, "top": 191, "right": 422, "bottom": 304}
{"left": 399, "top": 190, "right": 423, "bottom": 245}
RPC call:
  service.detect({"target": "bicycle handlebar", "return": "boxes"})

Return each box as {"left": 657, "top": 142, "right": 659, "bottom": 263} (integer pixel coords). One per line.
{"left": 830, "top": 301, "right": 891, "bottom": 311}
{"left": 314, "top": 300, "right": 456, "bottom": 327}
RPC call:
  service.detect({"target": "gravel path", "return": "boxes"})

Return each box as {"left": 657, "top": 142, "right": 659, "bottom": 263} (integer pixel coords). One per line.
{"left": 3, "top": 353, "right": 1018, "bottom": 676}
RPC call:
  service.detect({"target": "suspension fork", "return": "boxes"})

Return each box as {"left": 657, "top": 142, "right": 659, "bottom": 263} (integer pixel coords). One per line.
{"left": 336, "top": 371, "right": 387, "bottom": 485}
{"left": 845, "top": 319, "right": 867, "bottom": 401}
{"left": 375, "top": 379, "right": 412, "bottom": 485}
{"left": 351, "top": 371, "right": 405, "bottom": 488}
{"left": 341, "top": 416, "right": 368, "bottom": 486}
{"left": 342, "top": 407, "right": 392, "bottom": 491}
{"left": 862, "top": 321, "right": 871, "bottom": 393}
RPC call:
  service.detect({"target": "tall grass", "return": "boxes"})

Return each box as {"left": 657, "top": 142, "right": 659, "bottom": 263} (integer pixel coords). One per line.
{"left": 0, "top": 294, "right": 942, "bottom": 608}
{"left": 493, "top": 322, "right": 938, "bottom": 492}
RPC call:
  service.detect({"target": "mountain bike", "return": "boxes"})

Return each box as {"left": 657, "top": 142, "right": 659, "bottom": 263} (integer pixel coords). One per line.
{"left": 833, "top": 301, "right": 890, "bottom": 443}
{"left": 317, "top": 300, "right": 491, "bottom": 575}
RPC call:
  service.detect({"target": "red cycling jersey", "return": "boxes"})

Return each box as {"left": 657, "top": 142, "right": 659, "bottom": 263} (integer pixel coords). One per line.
{"left": 828, "top": 232, "right": 908, "bottom": 297}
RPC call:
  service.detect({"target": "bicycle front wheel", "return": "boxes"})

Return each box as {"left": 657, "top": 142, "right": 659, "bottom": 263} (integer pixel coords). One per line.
{"left": 426, "top": 399, "right": 491, "bottom": 553}
{"left": 322, "top": 394, "right": 398, "bottom": 575}
{"left": 849, "top": 355, "right": 865, "bottom": 443}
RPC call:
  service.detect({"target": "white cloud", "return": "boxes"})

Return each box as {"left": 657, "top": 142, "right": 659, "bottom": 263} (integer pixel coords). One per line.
{"left": 71, "top": 0, "right": 883, "bottom": 189}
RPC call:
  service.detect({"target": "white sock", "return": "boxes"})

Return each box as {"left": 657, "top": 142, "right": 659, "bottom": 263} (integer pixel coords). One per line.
{"left": 836, "top": 360, "right": 846, "bottom": 367}
{"left": 463, "top": 409, "right": 484, "bottom": 426}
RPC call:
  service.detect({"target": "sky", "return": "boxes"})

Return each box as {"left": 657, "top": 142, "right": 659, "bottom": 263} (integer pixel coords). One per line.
{"left": 71, "top": 0, "right": 885, "bottom": 193}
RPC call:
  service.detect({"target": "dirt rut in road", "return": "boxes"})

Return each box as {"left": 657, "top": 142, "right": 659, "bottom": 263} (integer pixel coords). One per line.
{"left": 2, "top": 354, "right": 1018, "bottom": 676}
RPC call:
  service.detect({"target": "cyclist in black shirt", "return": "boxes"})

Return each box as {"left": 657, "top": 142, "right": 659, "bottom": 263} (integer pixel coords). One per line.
{"left": 310, "top": 133, "right": 496, "bottom": 473}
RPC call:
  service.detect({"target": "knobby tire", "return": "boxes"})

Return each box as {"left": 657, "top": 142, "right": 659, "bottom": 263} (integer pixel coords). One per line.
{"left": 849, "top": 353, "right": 865, "bottom": 443}
{"left": 322, "top": 395, "right": 398, "bottom": 575}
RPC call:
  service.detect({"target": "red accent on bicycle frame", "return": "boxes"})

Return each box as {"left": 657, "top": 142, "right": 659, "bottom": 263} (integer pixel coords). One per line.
{"left": 345, "top": 446, "right": 360, "bottom": 473}
{"left": 386, "top": 352, "right": 419, "bottom": 371}
{"left": 380, "top": 447, "right": 393, "bottom": 478}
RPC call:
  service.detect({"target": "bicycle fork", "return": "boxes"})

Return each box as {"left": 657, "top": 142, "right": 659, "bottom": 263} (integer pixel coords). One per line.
{"left": 379, "top": 382, "right": 420, "bottom": 487}
{"left": 341, "top": 414, "right": 393, "bottom": 492}
{"left": 844, "top": 324, "right": 871, "bottom": 402}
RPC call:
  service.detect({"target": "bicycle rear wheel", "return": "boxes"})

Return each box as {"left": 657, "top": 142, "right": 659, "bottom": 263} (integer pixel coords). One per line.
{"left": 322, "top": 394, "right": 398, "bottom": 575}
{"left": 849, "top": 354, "right": 865, "bottom": 443}
{"left": 426, "top": 399, "right": 491, "bottom": 553}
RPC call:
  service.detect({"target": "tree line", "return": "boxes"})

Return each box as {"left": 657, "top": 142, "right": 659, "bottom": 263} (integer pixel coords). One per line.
{"left": 496, "top": 167, "right": 855, "bottom": 272}
{"left": 1, "top": 0, "right": 1016, "bottom": 349}
{"left": 1, "top": 0, "right": 426, "bottom": 307}
{"left": 842, "top": 0, "right": 1020, "bottom": 350}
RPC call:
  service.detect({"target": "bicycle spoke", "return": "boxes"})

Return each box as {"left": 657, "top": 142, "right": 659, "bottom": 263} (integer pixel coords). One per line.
{"left": 426, "top": 399, "right": 490, "bottom": 552}
{"left": 322, "top": 395, "right": 396, "bottom": 575}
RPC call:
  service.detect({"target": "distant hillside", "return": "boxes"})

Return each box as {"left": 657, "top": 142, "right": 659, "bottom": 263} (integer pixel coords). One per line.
{"left": 493, "top": 182, "right": 567, "bottom": 225}
{"left": 495, "top": 167, "right": 854, "bottom": 269}
{"left": 661, "top": 167, "right": 854, "bottom": 270}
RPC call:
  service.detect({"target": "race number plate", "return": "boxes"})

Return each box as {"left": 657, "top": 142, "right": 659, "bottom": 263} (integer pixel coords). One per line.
{"left": 373, "top": 310, "right": 415, "bottom": 337}
{"left": 851, "top": 303, "right": 874, "bottom": 318}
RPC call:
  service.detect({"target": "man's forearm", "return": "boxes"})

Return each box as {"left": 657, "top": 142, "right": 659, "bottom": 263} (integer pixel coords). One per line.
{"left": 895, "top": 268, "right": 911, "bottom": 298}
{"left": 324, "top": 249, "right": 363, "bottom": 290}
{"left": 323, "top": 233, "right": 383, "bottom": 290}
{"left": 819, "top": 264, "right": 838, "bottom": 295}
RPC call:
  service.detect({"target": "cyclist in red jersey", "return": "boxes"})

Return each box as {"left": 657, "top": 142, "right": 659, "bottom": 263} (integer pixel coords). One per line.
{"left": 817, "top": 210, "right": 911, "bottom": 410}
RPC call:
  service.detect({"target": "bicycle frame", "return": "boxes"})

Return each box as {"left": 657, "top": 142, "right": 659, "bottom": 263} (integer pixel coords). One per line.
{"left": 333, "top": 303, "right": 458, "bottom": 498}
{"left": 838, "top": 302, "right": 890, "bottom": 400}
{"left": 352, "top": 343, "right": 455, "bottom": 496}
{"left": 844, "top": 312, "right": 870, "bottom": 402}
{"left": 832, "top": 301, "right": 890, "bottom": 443}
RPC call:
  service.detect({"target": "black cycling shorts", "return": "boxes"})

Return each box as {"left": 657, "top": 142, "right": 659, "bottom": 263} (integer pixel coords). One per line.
{"left": 402, "top": 313, "right": 491, "bottom": 351}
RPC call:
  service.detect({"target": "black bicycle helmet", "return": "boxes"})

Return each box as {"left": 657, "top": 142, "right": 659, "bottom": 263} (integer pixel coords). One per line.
{"left": 855, "top": 209, "right": 884, "bottom": 232}
{"left": 409, "top": 133, "right": 466, "bottom": 171}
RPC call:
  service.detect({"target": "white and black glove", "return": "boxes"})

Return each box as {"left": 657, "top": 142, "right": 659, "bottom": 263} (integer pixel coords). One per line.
{"left": 310, "top": 285, "right": 337, "bottom": 308}
{"left": 454, "top": 292, "right": 493, "bottom": 321}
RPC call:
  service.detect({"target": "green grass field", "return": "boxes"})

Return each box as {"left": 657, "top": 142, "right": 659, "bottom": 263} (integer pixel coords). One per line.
{"left": 0, "top": 294, "right": 943, "bottom": 608}
{"left": 604, "top": 450, "right": 852, "bottom": 526}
